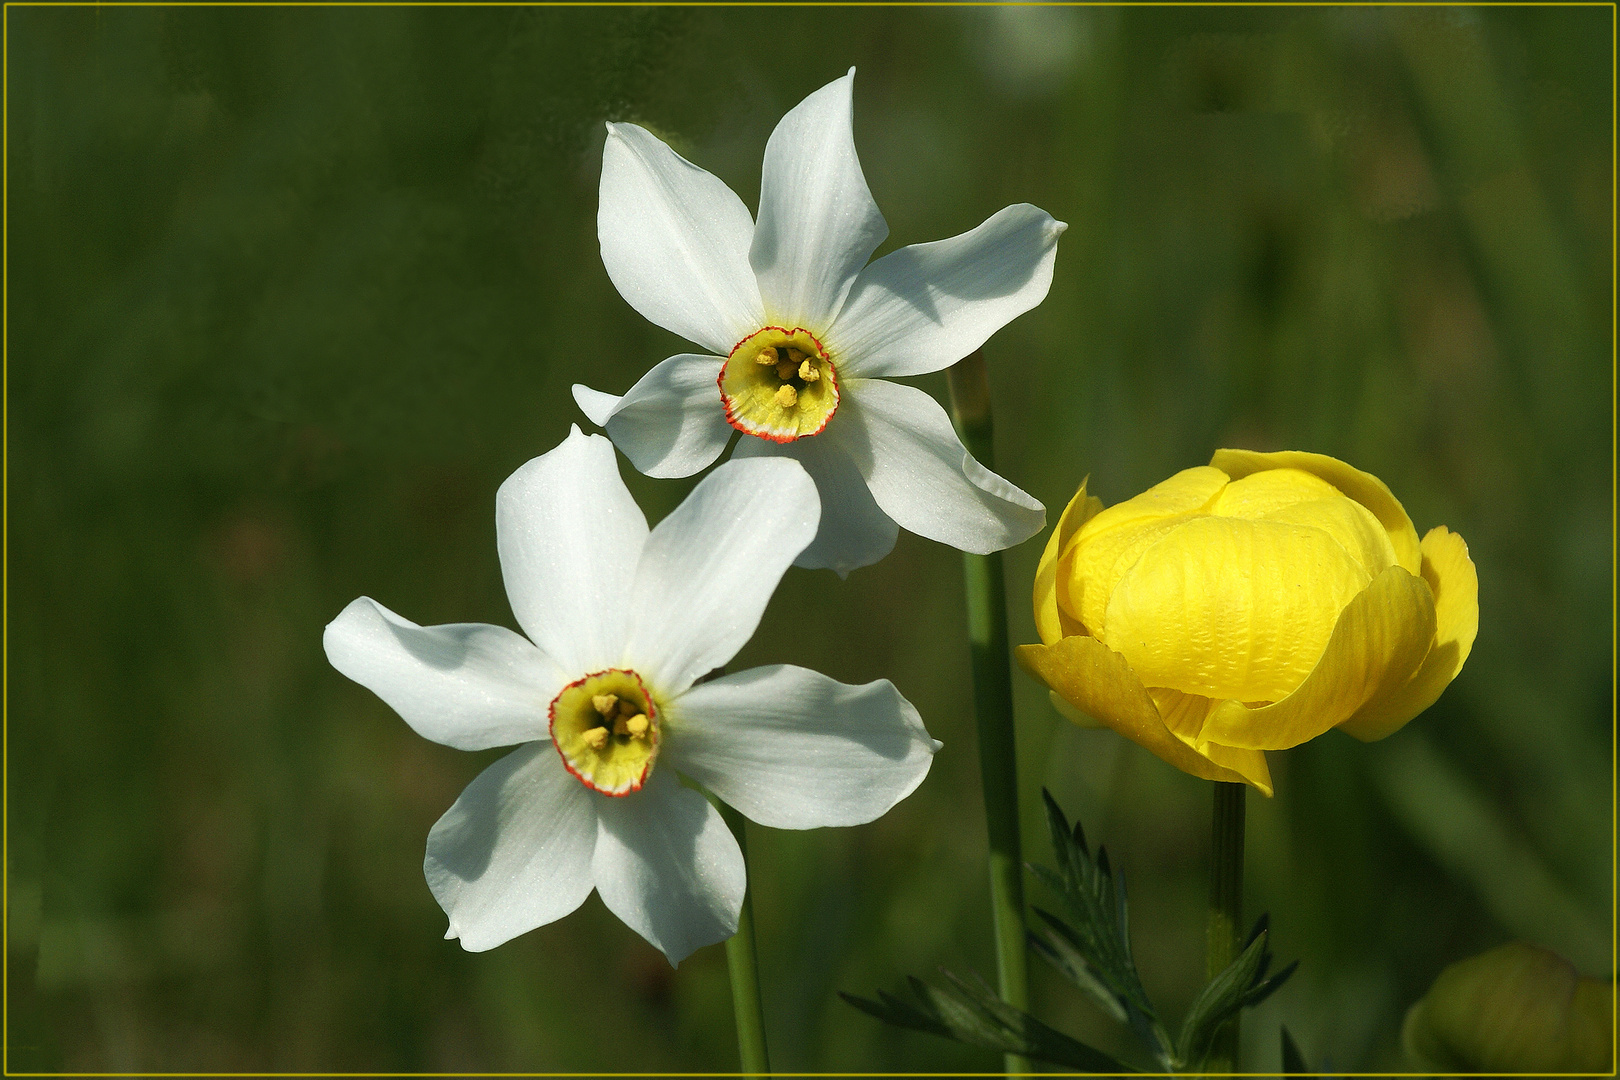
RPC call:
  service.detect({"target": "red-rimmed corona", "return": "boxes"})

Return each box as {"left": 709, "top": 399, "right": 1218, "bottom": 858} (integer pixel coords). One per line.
{"left": 718, "top": 326, "right": 839, "bottom": 442}
{"left": 549, "top": 668, "right": 661, "bottom": 795}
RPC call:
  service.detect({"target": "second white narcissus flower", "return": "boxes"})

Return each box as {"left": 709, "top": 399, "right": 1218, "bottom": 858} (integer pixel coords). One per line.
{"left": 574, "top": 69, "right": 1062, "bottom": 575}
{"left": 323, "top": 428, "right": 939, "bottom": 964}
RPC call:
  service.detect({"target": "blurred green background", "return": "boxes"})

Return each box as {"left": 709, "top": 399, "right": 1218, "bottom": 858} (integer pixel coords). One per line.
{"left": 7, "top": 5, "right": 1611, "bottom": 1073}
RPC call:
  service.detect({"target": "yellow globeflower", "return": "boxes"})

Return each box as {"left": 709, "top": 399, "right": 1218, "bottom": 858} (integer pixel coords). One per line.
{"left": 1017, "top": 450, "right": 1478, "bottom": 796}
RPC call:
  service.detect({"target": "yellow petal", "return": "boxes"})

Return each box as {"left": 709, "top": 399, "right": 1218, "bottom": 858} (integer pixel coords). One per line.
{"left": 1211, "top": 449, "right": 1421, "bottom": 575}
{"left": 1060, "top": 514, "right": 1190, "bottom": 637}
{"left": 1016, "top": 638, "right": 1273, "bottom": 795}
{"left": 1059, "top": 467, "right": 1229, "bottom": 633}
{"left": 1034, "top": 480, "right": 1103, "bottom": 645}
{"left": 1208, "top": 468, "right": 1343, "bottom": 519}
{"left": 1337, "top": 526, "right": 1478, "bottom": 741}
{"left": 1261, "top": 496, "right": 1399, "bottom": 579}
{"left": 1147, "top": 686, "right": 1275, "bottom": 793}
{"left": 1201, "top": 564, "right": 1437, "bottom": 750}
{"left": 1198, "top": 740, "right": 1274, "bottom": 792}
{"left": 1105, "top": 516, "right": 1372, "bottom": 703}
{"left": 1048, "top": 689, "right": 1106, "bottom": 728}
{"left": 1072, "top": 465, "right": 1229, "bottom": 545}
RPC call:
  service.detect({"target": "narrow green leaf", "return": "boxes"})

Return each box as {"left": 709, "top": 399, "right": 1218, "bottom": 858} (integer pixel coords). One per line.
{"left": 939, "top": 968, "right": 1140, "bottom": 1073}
{"left": 1177, "top": 929, "right": 1271, "bottom": 1066}
{"left": 837, "top": 991, "right": 951, "bottom": 1040}
{"left": 1176, "top": 928, "right": 1275, "bottom": 1068}
{"left": 842, "top": 971, "right": 1138, "bottom": 1073}
{"left": 1280, "top": 1025, "right": 1312, "bottom": 1075}
{"left": 1247, "top": 959, "right": 1299, "bottom": 1010}
{"left": 1042, "top": 788, "right": 1077, "bottom": 881}
{"left": 1028, "top": 928, "right": 1129, "bottom": 1024}
{"left": 919, "top": 979, "right": 1009, "bottom": 1047}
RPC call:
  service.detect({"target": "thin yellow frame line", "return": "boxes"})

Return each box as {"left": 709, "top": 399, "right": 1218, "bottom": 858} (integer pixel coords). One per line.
{"left": 0, "top": 1, "right": 1615, "bottom": 6}
{"left": 4, "top": 0, "right": 11, "bottom": 1073}
{"left": 0, "top": 3, "right": 1614, "bottom": 1078}
{"left": 2, "top": 1075, "right": 1618, "bottom": 1079}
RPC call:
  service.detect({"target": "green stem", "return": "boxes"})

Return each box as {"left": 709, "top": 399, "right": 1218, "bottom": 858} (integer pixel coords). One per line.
{"left": 717, "top": 801, "right": 770, "bottom": 1077}
{"left": 947, "top": 352, "right": 1031, "bottom": 1077}
{"left": 1205, "top": 780, "right": 1247, "bottom": 1072}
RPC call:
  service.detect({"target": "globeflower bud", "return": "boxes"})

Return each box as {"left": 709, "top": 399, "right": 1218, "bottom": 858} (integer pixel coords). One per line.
{"left": 1016, "top": 450, "right": 1478, "bottom": 795}
{"left": 1402, "top": 942, "right": 1614, "bottom": 1073}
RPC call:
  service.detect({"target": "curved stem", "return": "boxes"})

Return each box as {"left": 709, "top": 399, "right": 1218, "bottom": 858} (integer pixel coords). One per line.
{"left": 1205, "top": 780, "right": 1247, "bottom": 1072}
{"left": 947, "top": 352, "right": 1031, "bottom": 1076}
{"left": 717, "top": 801, "right": 770, "bottom": 1077}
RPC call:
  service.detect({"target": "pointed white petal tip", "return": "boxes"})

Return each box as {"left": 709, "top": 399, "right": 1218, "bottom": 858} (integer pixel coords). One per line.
{"left": 572, "top": 383, "right": 622, "bottom": 427}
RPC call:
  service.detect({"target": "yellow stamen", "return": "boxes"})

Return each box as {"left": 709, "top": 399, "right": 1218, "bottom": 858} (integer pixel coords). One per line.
{"left": 720, "top": 326, "right": 840, "bottom": 442}
{"left": 550, "top": 668, "right": 660, "bottom": 796}
{"left": 626, "top": 713, "right": 649, "bottom": 738}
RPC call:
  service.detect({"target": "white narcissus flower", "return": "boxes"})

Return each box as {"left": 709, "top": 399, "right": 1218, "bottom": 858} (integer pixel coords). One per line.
{"left": 324, "top": 428, "right": 939, "bottom": 964}
{"left": 574, "top": 69, "right": 1063, "bottom": 576}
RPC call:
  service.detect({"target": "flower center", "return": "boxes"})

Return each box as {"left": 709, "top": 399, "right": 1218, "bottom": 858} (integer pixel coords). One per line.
{"left": 549, "top": 668, "right": 660, "bottom": 796}
{"left": 718, "top": 326, "right": 839, "bottom": 442}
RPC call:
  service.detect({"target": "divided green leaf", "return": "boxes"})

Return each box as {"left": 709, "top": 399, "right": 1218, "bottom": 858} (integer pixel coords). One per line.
{"left": 839, "top": 968, "right": 1134, "bottom": 1073}
{"left": 1029, "top": 789, "right": 1177, "bottom": 1068}
{"left": 846, "top": 791, "right": 1301, "bottom": 1075}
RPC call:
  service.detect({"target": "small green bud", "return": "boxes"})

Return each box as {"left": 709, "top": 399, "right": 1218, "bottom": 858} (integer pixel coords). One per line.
{"left": 1402, "top": 942, "right": 1613, "bottom": 1073}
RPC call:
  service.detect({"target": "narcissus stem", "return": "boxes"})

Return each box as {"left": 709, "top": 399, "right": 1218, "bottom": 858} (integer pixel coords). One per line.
{"left": 717, "top": 801, "right": 770, "bottom": 1077}
{"left": 947, "top": 351, "right": 1031, "bottom": 1077}
{"left": 1205, "top": 780, "right": 1247, "bottom": 1072}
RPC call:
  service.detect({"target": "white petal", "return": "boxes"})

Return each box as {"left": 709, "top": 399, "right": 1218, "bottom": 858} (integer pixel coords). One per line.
{"left": 624, "top": 457, "right": 819, "bottom": 694}
{"left": 666, "top": 665, "right": 939, "bottom": 830}
{"left": 425, "top": 743, "right": 598, "bottom": 952}
{"left": 572, "top": 384, "right": 621, "bottom": 427}
{"left": 734, "top": 430, "right": 897, "bottom": 576}
{"left": 324, "top": 597, "right": 563, "bottom": 751}
{"left": 830, "top": 204, "right": 1067, "bottom": 378}
{"left": 599, "top": 122, "right": 764, "bottom": 355}
{"left": 750, "top": 69, "right": 888, "bottom": 332}
{"left": 841, "top": 379, "right": 1045, "bottom": 554}
{"left": 496, "top": 427, "right": 647, "bottom": 675}
{"left": 571, "top": 355, "right": 732, "bottom": 479}
{"left": 592, "top": 768, "right": 744, "bottom": 966}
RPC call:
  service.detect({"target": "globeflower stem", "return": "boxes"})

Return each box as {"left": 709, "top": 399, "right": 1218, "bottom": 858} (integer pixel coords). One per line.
{"left": 717, "top": 800, "right": 771, "bottom": 1077}
{"left": 947, "top": 351, "right": 1032, "bottom": 1076}
{"left": 1205, "top": 780, "right": 1247, "bottom": 1072}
